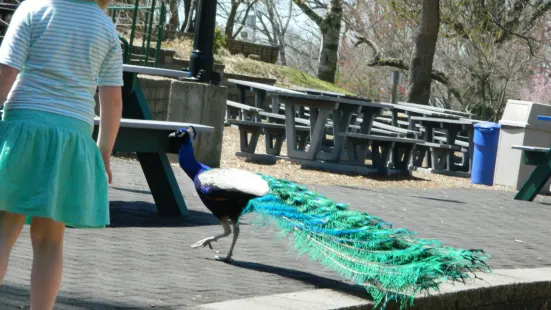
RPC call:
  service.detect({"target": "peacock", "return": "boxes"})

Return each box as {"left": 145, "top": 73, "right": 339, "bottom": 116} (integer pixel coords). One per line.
{"left": 169, "top": 127, "right": 491, "bottom": 309}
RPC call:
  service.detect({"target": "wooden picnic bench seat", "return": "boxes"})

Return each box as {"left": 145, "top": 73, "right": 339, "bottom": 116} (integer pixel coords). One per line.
{"left": 372, "top": 121, "right": 418, "bottom": 138}
{"left": 413, "top": 142, "right": 462, "bottom": 170}
{"left": 258, "top": 111, "right": 310, "bottom": 126}
{"left": 433, "top": 135, "right": 470, "bottom": 149}
{"left": 228, "top": 119, "right": 310, "bottom": 156}
{"left": 512, "top": 145, "right": 550, "bottom": 166}
{"left": 226, "top": 100, "right": 263, "bottom": 123}
{"left": 374, "top": 116, "right": 410, "bottom": 127}
{"left": 92, "top": 117, "right": 213, "bottom": 154}
{"left": 338, "top": 132, "right": 422, "bottom": 170}
{"left": 512, "top": 144, "right": 551, "bottom": 201}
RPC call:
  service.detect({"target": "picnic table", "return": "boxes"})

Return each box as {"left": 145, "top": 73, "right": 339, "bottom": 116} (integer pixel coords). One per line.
{"left": 410, "top": 116, "right": 479, "bottom": 172}
{"left": 225, "top": 100, "right": 263, "bottom": 122}
{"left": 268, "top": 91, "right": 393, "bottom": 162}
{"left": 396, "top": 101, "right": 476, "bottom": 118}
{"left": 514, "top": 115, "right": 551, "bottom": 201}
{"left": 227, "top": 78, "right": 303, "bottom": 114}
{"left": 120, "top": 64, "right": 214, "bottom": 216}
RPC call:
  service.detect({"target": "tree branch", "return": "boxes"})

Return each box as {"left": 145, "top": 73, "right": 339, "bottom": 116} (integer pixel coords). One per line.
{"left": 367, "top": 57, "right": 463, "bottom": 104}
{"left": 292, "top": 0, "right": 324, "bottom": 26}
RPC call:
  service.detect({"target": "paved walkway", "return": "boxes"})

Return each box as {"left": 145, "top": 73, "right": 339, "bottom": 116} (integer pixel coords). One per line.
{"left": 1, "top": 158, "right": 551, "bottom": 309}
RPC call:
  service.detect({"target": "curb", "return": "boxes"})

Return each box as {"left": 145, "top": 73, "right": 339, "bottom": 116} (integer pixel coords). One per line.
{"left": 192, "top": 268, "right": 551, "bottom": 310}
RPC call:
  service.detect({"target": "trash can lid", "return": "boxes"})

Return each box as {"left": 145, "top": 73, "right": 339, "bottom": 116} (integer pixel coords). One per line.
{"left": 474, "top": 122, "right": 501, "bottom": 129}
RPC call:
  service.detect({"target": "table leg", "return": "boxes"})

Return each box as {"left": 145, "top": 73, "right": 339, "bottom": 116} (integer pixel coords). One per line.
{"left": 317, "top": 106, "right": 356, "bottom": 161}
{"left": 255, "top": 90, "right": 266, "bottom": 122}
{"left": 286, "top": 104, "right": 328, "bottom": 161}
{"left": 445, "top": 126, "right": 459, "bottom": 171}
{"left": 467, "top": 127, "right": 474, "bottom": 173}
{"left": 238, "top": 86, "right": 246, "bottom": 104}
{"left": 271, "top": 96, "right": 279, "bottom": 114}
{"left": 121, "top": 72, "right": 188, "bottom": 216}
{"left": 424, "top": 125, "right": 434, "bottom": 168}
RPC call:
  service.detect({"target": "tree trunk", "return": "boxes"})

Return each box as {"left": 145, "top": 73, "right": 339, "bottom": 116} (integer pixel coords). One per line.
{"left": 317, "top": 0, "right": 343, "bottom": 83}
{"left": 181, "top": 0, "right": 192, "bottom": 31}
{"left": 406, "top": 0, "right": 440, "bottom": 105}
{"left": 184, "top": 0, "right": 197, "bottom": 33}
{"left": 225, "top": 0, "right": 240, "bottom": 38}
{"left": 168, "top": 0, "right": 179, "bottom": 30}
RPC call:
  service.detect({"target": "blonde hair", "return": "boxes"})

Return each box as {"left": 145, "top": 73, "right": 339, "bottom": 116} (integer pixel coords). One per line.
{"left": 96, "top": 0, "right": 110, "bottom": 10}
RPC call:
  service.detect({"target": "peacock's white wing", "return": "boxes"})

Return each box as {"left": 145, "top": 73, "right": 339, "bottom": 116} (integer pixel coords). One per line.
{"left": 197, "top": 168, "right": 270, "bottom": 197}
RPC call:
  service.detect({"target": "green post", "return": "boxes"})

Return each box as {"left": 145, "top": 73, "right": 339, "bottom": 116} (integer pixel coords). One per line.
{"left": 144, "top": 0, "right": 156, "bottom": 67}
{"left": 128, "top": 0, "right": 140, "bottom": 63}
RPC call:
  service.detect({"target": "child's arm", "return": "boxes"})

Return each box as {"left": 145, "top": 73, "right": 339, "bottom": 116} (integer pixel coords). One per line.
{"left": 0, "top": 64, "right": 19, "bottom": 105}
{"left": 97, "top": 86, "right": 122, "bottom": 184}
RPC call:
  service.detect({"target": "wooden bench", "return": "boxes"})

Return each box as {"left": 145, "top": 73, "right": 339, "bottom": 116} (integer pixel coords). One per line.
{"left": 512, "top": 146, "right": 549, "bottom": 166}
{"left": 226, "top": 100, "right": 263, "bottom": 123}
{"left": 338, "top": 132, "right": 422, "bottom": 170}
{"left": 258, "top": 111, "right": 310, "bottom": 126}
{"left": 372, "top": 121, "right": 418, "bottom": 138}
{"left": 512, "top": 145, "right": 551, "bottom": 201}
{"left": 413, "top": 142, "right": 462, "bottom": 170}
{"left": 92, "top": 118, "right": 213, "bottom": 154}
{"left": 228, "top": 119, "right": 310, "bottom": 156}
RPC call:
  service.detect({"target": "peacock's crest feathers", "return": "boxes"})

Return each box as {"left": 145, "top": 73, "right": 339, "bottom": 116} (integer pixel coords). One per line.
{"left": 241, "top": 173, "right": 491, "bottom": 309}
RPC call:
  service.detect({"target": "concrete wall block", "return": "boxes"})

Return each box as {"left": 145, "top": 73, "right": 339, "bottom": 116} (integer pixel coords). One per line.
{"left": 167, "top": 80, "right": 227, "bottom": 167}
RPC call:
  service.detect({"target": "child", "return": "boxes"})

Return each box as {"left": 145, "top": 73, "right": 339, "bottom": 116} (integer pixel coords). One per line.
{"left": 0, "top": 0, "right": 123, "bottom": 308}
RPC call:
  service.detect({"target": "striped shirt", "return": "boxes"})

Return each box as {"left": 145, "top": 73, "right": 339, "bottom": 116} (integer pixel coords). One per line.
{"left": 0, "top": 0, "right": 123, "bottom": 126}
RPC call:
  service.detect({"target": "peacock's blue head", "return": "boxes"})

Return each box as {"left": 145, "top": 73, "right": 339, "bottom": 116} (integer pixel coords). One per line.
{"left": 169, "top": 126, "right": 197, "bottom": 146}
{"left": 169, "top": 126, "right": 207, "bottom": 179}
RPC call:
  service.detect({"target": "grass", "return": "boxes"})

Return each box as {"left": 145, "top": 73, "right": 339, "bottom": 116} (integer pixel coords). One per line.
{"left": 157, "top": 37, "right": 351, "bottom": 94}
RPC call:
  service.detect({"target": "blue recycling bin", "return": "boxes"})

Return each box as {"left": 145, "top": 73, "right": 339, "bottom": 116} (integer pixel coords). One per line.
{"left": 471, "top": 122, "right": 501, "bottom": 185}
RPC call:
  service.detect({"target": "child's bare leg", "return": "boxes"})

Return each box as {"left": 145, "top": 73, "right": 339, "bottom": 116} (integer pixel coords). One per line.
{"left": 30, "top": 216, "right": 65, "bottom": 310}
{"left": 0, "top": 211, "right": 26, "bottom": 284}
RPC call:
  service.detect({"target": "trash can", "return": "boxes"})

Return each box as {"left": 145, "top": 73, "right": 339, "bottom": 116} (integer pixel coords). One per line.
{"left": 471, "top": 122, "right": 501, "bottom": 185}
{"left": 494, "top": 100, "right": 551, "bottom": 193}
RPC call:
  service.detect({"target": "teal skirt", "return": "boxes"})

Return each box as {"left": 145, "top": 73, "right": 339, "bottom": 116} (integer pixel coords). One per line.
{"left": 0, "top": 109, "right": 109, "bottom": 228}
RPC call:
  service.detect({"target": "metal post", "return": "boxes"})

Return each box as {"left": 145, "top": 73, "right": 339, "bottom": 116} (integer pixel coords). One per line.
{"left": 186, "top": 0, "right": 219, "bottom": 84}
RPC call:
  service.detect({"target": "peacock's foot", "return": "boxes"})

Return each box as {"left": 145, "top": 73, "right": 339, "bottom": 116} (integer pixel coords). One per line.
{"left": 214, "top": 254, "right": 233, "bottom": 263}
{"left": 191, "top": 237, "right": 216, "bottom": 250}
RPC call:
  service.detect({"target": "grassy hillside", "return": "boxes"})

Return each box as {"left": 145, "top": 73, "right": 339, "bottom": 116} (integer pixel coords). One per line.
{"left": 161, "top": 38, "right": 351, "bottom": 94}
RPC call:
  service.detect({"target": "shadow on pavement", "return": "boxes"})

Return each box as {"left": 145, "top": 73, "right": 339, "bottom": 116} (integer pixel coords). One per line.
{"left": 0, "top": 283, "right": 157, "bottom": 310}
{"left": 106, "top": 200, "right": 220, "bottom": 228}
{"left": 228, "top": 260, "right": 372, "bottom": 300}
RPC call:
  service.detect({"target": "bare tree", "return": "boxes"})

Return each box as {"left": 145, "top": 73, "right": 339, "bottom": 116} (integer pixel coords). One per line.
{"left": 256, "top": 0, "right": 294, "bottom": 65}
{"left": 168, "top": 0, "right": 180, "bottom": 30}
{"left": 292, "top": 0, "right": 343, "bottom": 83}
{"left": 348, "top": 0, "right": 551, "bottom": 119}
{"left": 181, "top": 0, "right": 197, "bottom": 32}
{"left": 405, "top": 0, "right": 440, "bottom": 105}
{"left": 218, "top": 0, "right": 258, "bottom": 39}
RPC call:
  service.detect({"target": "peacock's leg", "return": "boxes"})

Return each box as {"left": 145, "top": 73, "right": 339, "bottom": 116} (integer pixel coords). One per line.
{"left": 215, "top": 223, "right": 240, "bottom": 262}
{"left": 191, "top": 218, "right": 231, "bottom": 250}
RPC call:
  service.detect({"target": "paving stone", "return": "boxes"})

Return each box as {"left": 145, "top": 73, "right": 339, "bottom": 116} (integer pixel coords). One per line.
{"left": 1, "top": 157, "right": 550, "bottom": 309}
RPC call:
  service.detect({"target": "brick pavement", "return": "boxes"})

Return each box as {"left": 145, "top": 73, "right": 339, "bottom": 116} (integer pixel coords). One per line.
{"left": 1, "top": 157, "right": 550, "bottom": 309}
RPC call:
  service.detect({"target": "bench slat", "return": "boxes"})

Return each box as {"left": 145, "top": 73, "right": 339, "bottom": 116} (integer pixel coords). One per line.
{"left": 91, "top": 117, "right": 214, "bottom": 132}
{"left": 258, "top": 111, "right": 310, "bottom": 125}
{"left": 228, "top": 119, "right": 310, "bottom": 131}
{"left": 512, "top": 145, "right": 550, "bottom": 153}
{"left": 226, "top": 100, "right": 264, "bottom": 112}
{"left": 339, "top": 132, "right": 423, "bottom": 144}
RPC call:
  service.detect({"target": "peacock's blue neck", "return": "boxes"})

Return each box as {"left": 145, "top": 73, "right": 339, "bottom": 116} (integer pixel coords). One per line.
{"left": 178, "top": 142, "right": 210, "bottom": 179}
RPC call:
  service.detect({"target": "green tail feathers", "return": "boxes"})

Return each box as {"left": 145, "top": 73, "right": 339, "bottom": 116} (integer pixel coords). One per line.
{"left": 241, "top": 174, "right": 491, "bottom": 309}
